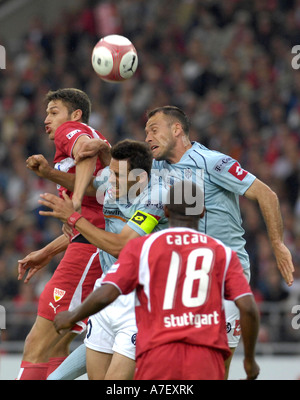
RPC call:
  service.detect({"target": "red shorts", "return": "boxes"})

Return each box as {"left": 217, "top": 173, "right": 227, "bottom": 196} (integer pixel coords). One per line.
{"left": 38, "top": 242, "right": 101, "bottom": 333}
{"left": 134, "top": 342, "right": 225, "bottom": 380}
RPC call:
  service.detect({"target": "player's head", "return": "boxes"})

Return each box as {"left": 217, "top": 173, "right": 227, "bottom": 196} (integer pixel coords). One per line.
{"left": 44, "top": 88, "right": 91, "bottom": 139}
{"left": 165, "top": 180, "right": 205, "bottom": 229}
{"left": 108, "top": 139, "right": 153, "bottom": 200}
{"left": 145, "top": 106, "right": 190, "bottom": 162}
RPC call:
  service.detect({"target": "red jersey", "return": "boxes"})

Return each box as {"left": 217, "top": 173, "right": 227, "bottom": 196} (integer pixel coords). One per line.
{"left": 103, "top": 227, "right": 253, "bottom": 360}
{"left": 54, "top": 121, "right": 109, "bottom": 234}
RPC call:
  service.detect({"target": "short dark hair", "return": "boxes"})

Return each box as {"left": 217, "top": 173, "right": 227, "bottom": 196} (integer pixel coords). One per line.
{"left": 110, "top": 139, "right": 153, "bottom": 177}
{"left": 146, "top": 105, "right": 190, "bottom": 135}
{"left": 45, "top": 88, "right": 91, "bottom": 123}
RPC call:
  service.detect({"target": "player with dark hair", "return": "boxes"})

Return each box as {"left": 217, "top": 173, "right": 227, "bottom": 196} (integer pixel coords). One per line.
{"left": 74, "top": 104, "right": 294, "bottom": 378}
{"left": 16, "top": 88, "right": 109, "bottom": 380}
{"left": 33, "top": 139, "right": 169, "bottom": 380}
{"left": 52, "top": 181, "right": 260, "bottom": 380}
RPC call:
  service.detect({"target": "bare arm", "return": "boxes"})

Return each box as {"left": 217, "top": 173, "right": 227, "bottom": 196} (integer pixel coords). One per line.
{"left": 18, "top": 234, "right": 69, "bottom": 283}
{"left": 74, "top": 138, "right": 111, "bottom": 167}
{"left": 244, "top": 178, "right": 294, "bottom": 286}
{"left": 54, "top": 283, "right": 120, "bottom": 334}
{"left": 26, "top": 154, "right": 96, "bottom": 196}
{"left": 39, "top": 191, "right": 141, "bottom": 258}
{"left": 235, "top": 295, "right": 260, "bottom": 380}
{"left": 71, "top": 136, "right": 98, "bottom": 210}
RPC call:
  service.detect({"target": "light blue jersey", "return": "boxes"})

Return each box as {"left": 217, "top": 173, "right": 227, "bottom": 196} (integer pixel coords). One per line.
{"left": 152, "top": 142, "right": 256, "bottom": 271}
{"left": 93, "top": 171, "right": 169, "bottom": 274}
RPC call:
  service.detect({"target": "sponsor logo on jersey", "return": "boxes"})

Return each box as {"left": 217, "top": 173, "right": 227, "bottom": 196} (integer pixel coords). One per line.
{"left": 228, "top": 162, "right": 248, "bottom": 181}
{"left": 49, "top": 302, "right": 60, "bottom": 314}
{"left": 66, "top": 129, "right": 81, "bottom": 139}
{"left": 164, "top": 311, "right": 220, "bottom": 329}
{"left": 53, "top": 288, "right": 66, "bottom": 302}
{"left": 213, "top": 157, "right": 232, "bottom": 173}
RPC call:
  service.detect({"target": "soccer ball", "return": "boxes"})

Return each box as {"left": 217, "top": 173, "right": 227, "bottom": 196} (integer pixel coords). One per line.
{"left": 91, "top": 34, "right": 138, "bottom": 83}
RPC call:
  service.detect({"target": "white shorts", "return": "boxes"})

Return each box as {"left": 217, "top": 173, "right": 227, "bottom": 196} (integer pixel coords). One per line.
{"left": 225, "top": 268, "right": 251, "bottom": 348}
{"left": 84, "top": 289, "right": 137, "bottom": 360}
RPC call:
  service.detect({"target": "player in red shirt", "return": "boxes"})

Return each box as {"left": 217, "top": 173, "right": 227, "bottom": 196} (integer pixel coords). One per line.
{"left": 53, "top": 181, "right": 260, "bottom": 380}
{"left": 16, "top": 88, "right": 109, "bottom": 380}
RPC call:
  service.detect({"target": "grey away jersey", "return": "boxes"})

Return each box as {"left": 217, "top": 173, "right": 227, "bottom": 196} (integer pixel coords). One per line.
{"left": 152, "top": 142, "right": 256, "bottom": 270}
{"left": 93, "top": 171, "right": 169, "bottom": 274}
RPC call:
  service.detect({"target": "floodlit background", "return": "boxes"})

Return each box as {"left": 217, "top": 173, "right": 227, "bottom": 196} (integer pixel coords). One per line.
{"left": 0, "top": 0, "right": 300, "bottom": 380}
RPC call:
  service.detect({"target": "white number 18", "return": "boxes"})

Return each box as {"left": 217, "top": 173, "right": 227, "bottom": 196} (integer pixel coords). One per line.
{"left": 162, "top": 248, "right": 214, "bottom": 310}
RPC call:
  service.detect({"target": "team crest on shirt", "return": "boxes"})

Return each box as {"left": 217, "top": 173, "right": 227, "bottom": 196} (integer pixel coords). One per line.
{"left": 53, "top": 288, "right": 66, "bottom": 302}
{"left": 184, "top": 167, "right": 193, "bottom": 179}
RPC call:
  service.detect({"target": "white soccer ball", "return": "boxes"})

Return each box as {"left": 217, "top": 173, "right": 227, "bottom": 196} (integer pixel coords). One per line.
{"left": 91, "top": 34, "right": 138, "bottom": 83}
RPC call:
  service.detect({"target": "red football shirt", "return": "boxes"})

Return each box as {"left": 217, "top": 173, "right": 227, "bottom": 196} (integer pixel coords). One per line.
{"left": 103, "top": 227, "right": 253, "bottom": 359}
{"left": 54, "top": 121, "right": 109, "bottom": 232}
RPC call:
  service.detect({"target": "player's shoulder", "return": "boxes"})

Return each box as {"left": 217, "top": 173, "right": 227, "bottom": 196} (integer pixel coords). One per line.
{"left": 191, "top": 142, "right": 231, "bottom": 163}
{"left": 56, "top": 121, "right": 86, "bottom": 134}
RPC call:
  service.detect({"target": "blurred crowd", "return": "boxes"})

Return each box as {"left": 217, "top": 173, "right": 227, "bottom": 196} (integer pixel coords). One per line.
{"left": 1, "top": 0, "right": 300, "bottom": 343}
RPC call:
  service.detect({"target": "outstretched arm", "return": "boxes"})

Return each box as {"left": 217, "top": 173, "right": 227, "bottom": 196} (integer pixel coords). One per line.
{"left": 244, "top": 178, "right": 294, "bottom": 286}
{"left": 53, "top": 284, "right": 120, "bottom": 334}
{"left": 39, "top": 191, "right": 141, "bottom": 258}
{"left": 18, "top": 234, "right": 68, "bottom": 283}
{"left": 26, "top": 154, "right": 96, "bottom": 196}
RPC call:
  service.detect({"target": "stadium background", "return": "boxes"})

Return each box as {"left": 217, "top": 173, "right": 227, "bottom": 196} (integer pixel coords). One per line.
{"left": 0, "top": 0, "right": 300, "bottom": 379}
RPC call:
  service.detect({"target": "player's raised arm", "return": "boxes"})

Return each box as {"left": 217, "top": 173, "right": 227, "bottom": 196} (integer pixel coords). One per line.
{"left": 71, "top": 136, "right": 98, "bottom": 211}
{"left": 74, "top": 138, "right": 111, "bottom": 167}
{"left": 26, "top": 154, "right": 96, "bottom": 196}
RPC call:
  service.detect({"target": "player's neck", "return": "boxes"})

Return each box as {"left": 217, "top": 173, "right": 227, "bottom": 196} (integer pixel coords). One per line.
{"left": 167, "top": 141, "right": 192, "bottom": 164}
{"left": 169, "top": 218, "right": 198, "bottom": 230}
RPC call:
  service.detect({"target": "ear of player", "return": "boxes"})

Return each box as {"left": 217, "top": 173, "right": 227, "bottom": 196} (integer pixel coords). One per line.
{"left": 91, "top": 34, "right": 138, "bottom": 83}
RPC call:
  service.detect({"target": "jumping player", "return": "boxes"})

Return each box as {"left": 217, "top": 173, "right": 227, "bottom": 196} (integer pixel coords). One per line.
{"left": 74, "top": 105, "right": 294, "bottom": 378}
{"left": 144, "top": 105, "right": 293, "bottom": 377}
{"left": 16, "top": 89, "right": 109, "bottom": 380}
{"left": 52, "top": 181, "right": 260, "bottom": 380}
{"left": 37, "top": 139, "right": 169, "bottom": 379}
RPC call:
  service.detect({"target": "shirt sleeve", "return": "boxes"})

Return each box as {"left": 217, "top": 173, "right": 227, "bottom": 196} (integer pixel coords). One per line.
{"left": 224, "top": 250, "right": 253, "bottom": 301}
{"left": 206, "top": 153, "right": 256, "bottom": 195}
{"left": 54, "top": 122, "right": 93, "bottom": 159}
{"left": 102, "top": 239, "right": 142, "bottom": 294}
